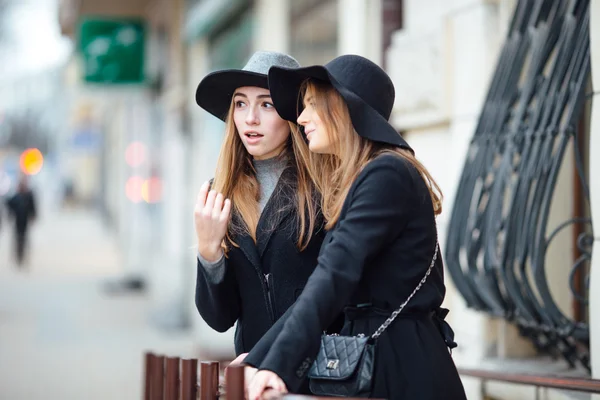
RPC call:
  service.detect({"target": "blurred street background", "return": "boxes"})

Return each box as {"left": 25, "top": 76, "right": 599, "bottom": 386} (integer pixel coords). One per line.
{"left": 0, "top": 208, "right": 197, "bottom": 399}
{"left": 0, "top": 0, "right": 599, "bottom": 399}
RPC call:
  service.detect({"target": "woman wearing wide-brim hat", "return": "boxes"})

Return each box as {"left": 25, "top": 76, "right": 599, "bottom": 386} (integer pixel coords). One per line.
{"left": 193, "top": 52, "right": 333, "bottom": 390}
{"left": 244, "top": 55, "right": 467, "bottom": 400}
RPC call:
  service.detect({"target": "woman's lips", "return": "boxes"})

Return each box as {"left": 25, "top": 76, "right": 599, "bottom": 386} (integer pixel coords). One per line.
{"left": 245, "top": 132, "right": 264, "bottom": 144}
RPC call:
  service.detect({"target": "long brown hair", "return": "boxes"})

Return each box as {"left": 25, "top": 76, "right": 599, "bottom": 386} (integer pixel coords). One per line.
{"left": 211, "top": 97, "right": 320, "bottom": 252}
{"left": 300, "top": 80, "right": 443, "bottom": 230}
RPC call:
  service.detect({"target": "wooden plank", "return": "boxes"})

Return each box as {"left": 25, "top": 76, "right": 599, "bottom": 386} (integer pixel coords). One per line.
{"left": 181, "top": 359, "right": 198, "bottom": 400}
{"left": 164, "top": 357, "right": 180, "bottom": 400}
{"left": 199, "top": 361, "right": 219, "bottom": 400}
{"left": 150, "top": 355, "right": 165, "bottom": 400}
{"left": 225, "top": 365, "right": 245, "bottom": 400}
{"left": 143, "top": 352, "right": 154, "bottom": 400}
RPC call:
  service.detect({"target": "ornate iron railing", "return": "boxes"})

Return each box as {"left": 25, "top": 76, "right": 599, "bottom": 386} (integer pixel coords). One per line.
{"left": 446, "top": 0, "right": 592, "bottom": 371}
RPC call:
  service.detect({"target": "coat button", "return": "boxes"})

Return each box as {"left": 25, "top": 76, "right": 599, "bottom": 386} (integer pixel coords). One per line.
{"left": 295, "top": 358, "right": 313, "bottom": 378}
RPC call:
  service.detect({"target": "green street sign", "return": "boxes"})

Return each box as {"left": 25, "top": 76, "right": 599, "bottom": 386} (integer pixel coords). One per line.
{"left": 79, "top": 18, "right": 145, "bottom": 84}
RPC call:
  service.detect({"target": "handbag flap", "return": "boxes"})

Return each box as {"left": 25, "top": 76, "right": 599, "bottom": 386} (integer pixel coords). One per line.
{"left": 308, "top": 335, "right": 369, "bottom": 380}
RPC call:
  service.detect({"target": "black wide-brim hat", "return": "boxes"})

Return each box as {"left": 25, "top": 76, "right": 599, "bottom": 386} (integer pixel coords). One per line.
{"left": 267, "top": 54, "right": 412, "bottom": 151}
{"left": 195, "top": 51, "right": 301, "bottom": 121}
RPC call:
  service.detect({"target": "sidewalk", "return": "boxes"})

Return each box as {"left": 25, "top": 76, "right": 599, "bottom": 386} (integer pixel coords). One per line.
{"left": 0, "top": 207, "right": 198, "bottom": 400}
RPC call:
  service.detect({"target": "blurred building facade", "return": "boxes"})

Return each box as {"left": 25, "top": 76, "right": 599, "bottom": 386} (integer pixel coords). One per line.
{"left": 56, "top": 1, "right": 600, "bottom": 398}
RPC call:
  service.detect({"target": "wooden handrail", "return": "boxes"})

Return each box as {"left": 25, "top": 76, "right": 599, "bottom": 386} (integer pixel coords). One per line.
{"left": 143, "top": 351, "right": 383, "bottom": 399}
{"left": 458, "top": 368, "right": 600, "bottom": 394}
{"left": 263, "top": 391, "right": 384, "bottom": 400}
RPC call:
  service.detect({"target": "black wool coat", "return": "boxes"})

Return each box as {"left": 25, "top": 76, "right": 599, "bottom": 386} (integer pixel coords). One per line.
{"left": 195, "top": 167, "right": 327, "bottom": 356}
{"left": 244, "top": 155, "right": 467, "bottom": 400}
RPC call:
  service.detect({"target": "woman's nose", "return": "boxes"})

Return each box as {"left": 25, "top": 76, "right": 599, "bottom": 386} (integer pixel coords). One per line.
{"left": 297, "top": 108, "right": 308, "bottom": 125}
{"left": 245, "top": 107, "right": 259, "bottom": 125}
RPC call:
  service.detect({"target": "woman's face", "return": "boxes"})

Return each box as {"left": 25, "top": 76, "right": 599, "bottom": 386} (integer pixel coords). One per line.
{"left": 297, "top": 88, "right": 335, "bottom": 154}
{"left": 232, "top": 86, "right": 290, "bottom": 160}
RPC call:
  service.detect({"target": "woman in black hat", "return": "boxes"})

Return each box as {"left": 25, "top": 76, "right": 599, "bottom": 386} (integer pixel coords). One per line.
{"left": 244, "top": 55, "right": 467, "bottom": 400}
{"left": 193, "top": 51, "right": 330, "bottom": 381}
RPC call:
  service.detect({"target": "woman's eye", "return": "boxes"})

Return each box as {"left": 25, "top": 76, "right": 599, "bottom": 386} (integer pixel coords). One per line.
{"left": 235, "top": 100, "right": 245, "bottom": 107}
{"left": 263, "top": 102, "right": 274, "bottom": 108}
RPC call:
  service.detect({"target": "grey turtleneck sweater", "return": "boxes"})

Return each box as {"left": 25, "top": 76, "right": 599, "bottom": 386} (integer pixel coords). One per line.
{"left": 197, "top": 156, "right": 288, "bottom": 277}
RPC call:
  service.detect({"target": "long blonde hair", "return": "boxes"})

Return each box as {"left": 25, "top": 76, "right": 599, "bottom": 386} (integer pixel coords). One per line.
{"left": 211, "top": 97, "right": 320, "bottom": 252}
{"left": 300, "top": 80, "right": 443, "bottom": 230}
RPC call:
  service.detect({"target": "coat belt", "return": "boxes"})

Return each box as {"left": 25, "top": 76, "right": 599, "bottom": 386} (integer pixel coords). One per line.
{"left": 343, "top": 304, "right": 458, "bottom": 350}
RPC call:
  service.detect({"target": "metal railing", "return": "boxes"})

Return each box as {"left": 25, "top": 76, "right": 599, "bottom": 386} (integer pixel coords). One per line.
{"left": 446, "top": 0, "right": 592, "bottom": 371}
{"left": 459, "top": 367, "right": 600, "bottom": 398}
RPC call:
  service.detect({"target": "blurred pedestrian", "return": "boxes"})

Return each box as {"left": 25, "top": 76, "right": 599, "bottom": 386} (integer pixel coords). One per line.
{"left": 6, "top": 175, "right": 37, "bottom": 267}
{"left": 193, "top": 51, "right": 336, "bottom": 393}
{"left": 245, "top": 55, "right": 467, "bottom": 400}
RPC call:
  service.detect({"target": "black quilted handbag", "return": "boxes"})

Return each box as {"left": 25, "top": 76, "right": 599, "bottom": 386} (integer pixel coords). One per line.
{"left": 308, "top": 334, "right": 375, "bottom": 397}
{"left": 308, "top": 240, "right": 439, "bottom": 397}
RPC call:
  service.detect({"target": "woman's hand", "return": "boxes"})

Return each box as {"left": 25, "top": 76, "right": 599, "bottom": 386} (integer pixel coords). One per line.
{"left": 248, "top": 370, "right": 288, "bottom": 400}
{"left": 228, "top": 352, "right": 248, "bottom": 366}
{"left": 223, "top": 354, "right": 257, "bottom": 400}
{"left": 244, "top": 366, "right": 259, "bottom": 391}
{"left": 194, "top": 181, "right": 231, "bottom": 261}
{"left": 222, "top": 360, "right": 257, "bottom": 398}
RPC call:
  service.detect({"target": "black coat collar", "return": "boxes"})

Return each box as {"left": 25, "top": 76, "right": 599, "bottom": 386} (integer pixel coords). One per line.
{"left": 256, "top": 166, "right": 296, "bottom": 256}
{"left": 233, "top": 166, "right": 297, "bottom": 270}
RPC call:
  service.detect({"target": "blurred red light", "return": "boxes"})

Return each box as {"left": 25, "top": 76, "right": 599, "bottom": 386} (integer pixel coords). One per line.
{"left": 125, "top": 176, "right": 144, "bottom": 203}
{"left": 142, "top": 177, "right": 162, "bottom": 203}
{"left": 125, "top": 141, "right": 146, "bottom": 167}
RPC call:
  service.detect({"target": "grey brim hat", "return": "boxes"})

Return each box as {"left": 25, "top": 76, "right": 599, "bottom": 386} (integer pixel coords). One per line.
{"left": 195, "top": 51, "right": 300, "bottom": 121}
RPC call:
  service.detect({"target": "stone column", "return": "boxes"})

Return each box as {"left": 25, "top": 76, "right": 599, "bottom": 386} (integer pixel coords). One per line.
{"left": 146, "top": 0, "right": 193, "bottom": 330}
{"left": 253, "top": 0, "right": 290, "bottom": 53}
{"left": 338, "top": 0, "right": 383, "bottom": 64}
{"left": 182, "top": 37, "right": 236, "bottom": 355}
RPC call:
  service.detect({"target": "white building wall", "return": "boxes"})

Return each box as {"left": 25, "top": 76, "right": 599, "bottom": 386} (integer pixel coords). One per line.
{"left": 387, "top": 4, "right": 506, "bottom": 398}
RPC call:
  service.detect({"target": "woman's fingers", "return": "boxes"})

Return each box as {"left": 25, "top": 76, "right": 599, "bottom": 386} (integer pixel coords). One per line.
{"left": 194, "top": 182, "right": 229, "bottom": 248}
{"left": 248, "top": 372, "right": 269, "bottom": 400}
{"left": 248, "top": 371, "right": 287, "bottom": 400}
{"left": 220, "top": 199, "right": 231, "bottom": 222}
{"left": 268, "top": 376, "right": 287, "bottom": 393}
{"left": 204, "top": 190, "right": 217, "bottom": 216}
{"left": 196, "top": 181, "right": 210, "bottom": 209}
{"left": 228, "top": 352, "right": 248, "bottom": 366}
{"left": 213, "top": 193, "right": 224, "bottom": 218}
